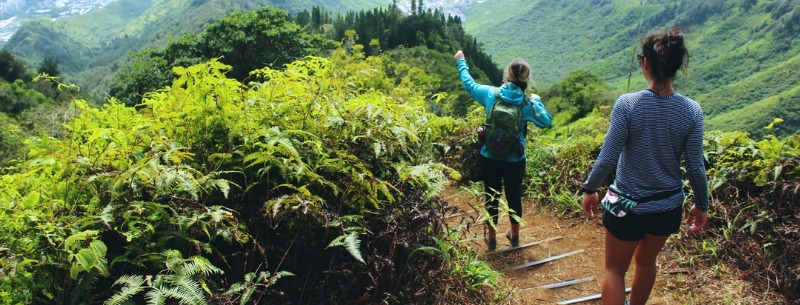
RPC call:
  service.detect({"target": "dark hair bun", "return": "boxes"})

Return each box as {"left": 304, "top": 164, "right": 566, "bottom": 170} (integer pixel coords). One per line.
{"left": 642, "top": 28, "right": 689, "bottom": 82}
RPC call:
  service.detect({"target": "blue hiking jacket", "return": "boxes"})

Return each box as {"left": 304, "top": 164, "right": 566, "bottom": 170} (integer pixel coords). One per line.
{"left": 457, "top": 59, "right": 552, "bottom": 162}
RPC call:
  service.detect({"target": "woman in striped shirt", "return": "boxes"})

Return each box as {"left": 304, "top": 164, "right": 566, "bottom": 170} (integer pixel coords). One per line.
{"left": 580, "top": 29, "right": 709, "bottom": 305}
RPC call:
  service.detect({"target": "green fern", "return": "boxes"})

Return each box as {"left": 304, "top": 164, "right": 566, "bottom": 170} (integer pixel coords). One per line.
{"left": 105, "top": 251, "right": 222, "bottom": 305}
{"left": 224, "top": 271, "right": 294, "bottom": 305}
{"left": 70, "top": 272, "right": 99, "bottom": 305}
{"left": 105, "top": 275, "right": 147, "bottom": 305}
{"left": 395, "top": 162, "right": 457, "bottom": 200}
{"left": 326, "top": 214, "right": 368, "bottom": 264}
{"left": 327, "top": 231, "right": 366, "bottom": 264}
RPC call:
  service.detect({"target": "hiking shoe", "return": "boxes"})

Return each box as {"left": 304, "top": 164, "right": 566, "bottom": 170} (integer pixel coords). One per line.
{"left": 624, "top": 300, "right": 630, "bottom": 305}
{"left": 506, "top": 229, "right": 519, "bottom": 247}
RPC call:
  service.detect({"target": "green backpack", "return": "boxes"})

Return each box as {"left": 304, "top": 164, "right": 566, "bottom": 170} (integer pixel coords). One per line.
{"left": 482, "top": 89, "right": 523, "bottom": 157}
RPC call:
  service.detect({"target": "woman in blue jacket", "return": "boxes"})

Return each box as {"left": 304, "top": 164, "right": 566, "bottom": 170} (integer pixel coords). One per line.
{"left": 454, "top": 50, "right": 552, "bottom": 250}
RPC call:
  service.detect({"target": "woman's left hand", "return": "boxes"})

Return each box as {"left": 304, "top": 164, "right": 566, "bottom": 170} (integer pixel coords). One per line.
{"left": 687, "top": 205, "right": 708, "bottom": 233}
{"left": 454, "top": 50, "right": 465, "bottom": 60}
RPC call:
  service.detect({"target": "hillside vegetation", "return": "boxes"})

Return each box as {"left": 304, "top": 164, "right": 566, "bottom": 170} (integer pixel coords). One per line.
{"left": 4, "top": 0, "right": 798, "bottom": 136}
{"left": 464, "top": 0, "right": 800, "bottom": 137}
{"left": 0, "top": 2, "right": 798, "bottom": 304}
{"left": 2, "top": 0, "right": 386, "bottom": 101}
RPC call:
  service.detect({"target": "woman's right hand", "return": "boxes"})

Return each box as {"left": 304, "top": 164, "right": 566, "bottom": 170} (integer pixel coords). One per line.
{"left": 582, "top": 192, "right": 599, "bottom": 220}
{"left": 454, "top": 50, "right": 465, "bottom": 60}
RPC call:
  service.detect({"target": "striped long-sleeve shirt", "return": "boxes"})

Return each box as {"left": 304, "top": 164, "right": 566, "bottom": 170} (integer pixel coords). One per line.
{"left": 583, "top": 90, "right": 709, "bottom": 214}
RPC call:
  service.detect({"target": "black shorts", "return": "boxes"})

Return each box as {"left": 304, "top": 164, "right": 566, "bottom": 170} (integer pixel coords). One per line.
{"left": 603, "top": 206, "right": 683, "bottom": 242}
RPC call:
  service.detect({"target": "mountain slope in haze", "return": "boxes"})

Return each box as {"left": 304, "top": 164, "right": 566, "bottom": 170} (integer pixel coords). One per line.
{"left": 2, "top": 0, "right": 387, "bottom": 99}
{"left": 463, "top": 0, "right": 799, "bottom": 137}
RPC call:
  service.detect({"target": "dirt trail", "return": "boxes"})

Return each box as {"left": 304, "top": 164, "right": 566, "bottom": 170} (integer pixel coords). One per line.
{"left": 440, "top": 187, "right": 681, "bottom": 305}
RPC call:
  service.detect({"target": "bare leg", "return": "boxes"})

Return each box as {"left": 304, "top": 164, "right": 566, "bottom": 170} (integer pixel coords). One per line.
{"left": 602, "top": 231, "right": 638, "bottom": 305}
{"left": 629, "top": 234, "right": 670, "bottom": 305}
{"left": 486, "top": 224, "right": 496, "bottom": 239}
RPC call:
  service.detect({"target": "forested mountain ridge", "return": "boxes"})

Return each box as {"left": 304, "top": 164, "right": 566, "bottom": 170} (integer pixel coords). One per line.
{"left": 463, "top": 0, "right": 799, "bottom": 137}
{"left": 2, "top": 0, "right": 386, "bottom": 99}
{"left": 4, "top": 0, "right": 798, "bottom": 136}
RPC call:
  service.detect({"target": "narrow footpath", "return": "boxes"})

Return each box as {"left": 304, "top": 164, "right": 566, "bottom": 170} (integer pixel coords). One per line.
{"left": 440, "top": 187, "right": 680, "bottom": 305}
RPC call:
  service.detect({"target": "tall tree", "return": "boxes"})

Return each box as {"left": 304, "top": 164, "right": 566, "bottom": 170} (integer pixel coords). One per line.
{"left": 0, "top": 50, "right": 30, "bottom": 82}
{"left": 37, "top": 57, "right": 60, "bottom": 77}
{"left": 111, "top": 6, "right": 336, "bottom": 106}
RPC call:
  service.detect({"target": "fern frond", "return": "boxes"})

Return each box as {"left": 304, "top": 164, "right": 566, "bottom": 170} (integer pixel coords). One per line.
{"left": 144, "top": 287, "right": 168, "bottom": 305}
{"left": 394, "top": 162, "right": 452, "bottom": 200}
{"left": 165, "top": 274, "right": 207, "bottom": 305}
{"left": 105, "top": 275, "right": 146, "bottom": 305}
{"left": 197, "top": 175, "right": 234, "bottom": 199}
{"left": 180, "top": 256, "right": 223, "bottom": 277}
{"left": 327, "top": 232, "right": 365, "bottom": 264}
{"left": 71, "top": 272, "right": 99, "bottom": 305}
{"left": 157, "top": 284, "right": 207, "bottom": 305}
{"left": 343, "top": 232, "right": 365, "bottom": 264}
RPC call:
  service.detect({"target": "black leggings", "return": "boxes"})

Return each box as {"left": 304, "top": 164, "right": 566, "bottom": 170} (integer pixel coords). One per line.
{"left": 479, "top": 155, "right": 526, "bottom": 225}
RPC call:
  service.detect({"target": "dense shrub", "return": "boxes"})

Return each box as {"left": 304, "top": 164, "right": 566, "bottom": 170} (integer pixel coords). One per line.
{"left": 0, "top": 47, "right": 502, "bottom": 304}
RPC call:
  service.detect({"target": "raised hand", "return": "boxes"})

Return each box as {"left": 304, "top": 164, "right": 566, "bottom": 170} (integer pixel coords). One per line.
{"left": 454, "top": 50, "right": 465, "bottom": 60}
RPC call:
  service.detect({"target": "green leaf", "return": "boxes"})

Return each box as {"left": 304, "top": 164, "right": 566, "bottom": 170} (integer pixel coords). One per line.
{"left": 240, "top": 287, "right": 255, "bottom": 305}
{"left": 344, "top": 232, "right": 365, "bottom": 264}
{"left": 76, "top": 249, "right": 99, "bottom": 272}
{"left": 90, "top": 240, "right": 108, "bottom": 257}
{"left": 373, "top": 142, "right": 382, "bottom": 158}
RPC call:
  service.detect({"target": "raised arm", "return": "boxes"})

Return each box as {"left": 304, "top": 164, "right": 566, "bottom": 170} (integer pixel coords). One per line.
{"left": 454, "top": 50, "right": 493, "bottom": 107}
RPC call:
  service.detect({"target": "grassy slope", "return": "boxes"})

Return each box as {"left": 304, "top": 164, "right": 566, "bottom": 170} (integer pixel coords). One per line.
{"left": 706, "top": 85, "right": 800, "bottom": 138}
{"left": 463, "top": 0, "right": 800, "bottom": 136}
{"left": 464, "top": 0, "right": 654, "bottom": 88}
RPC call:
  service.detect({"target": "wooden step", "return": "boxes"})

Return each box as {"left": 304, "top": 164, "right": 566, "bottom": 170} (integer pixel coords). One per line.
{"left": 557, "top": 287, "right": 631, "bottom": 304}
{"left": 485, "top": 235, "right": 563, "bottom": 255}
{"left": 510, "top": 249, "right": 585, "bottom": 270}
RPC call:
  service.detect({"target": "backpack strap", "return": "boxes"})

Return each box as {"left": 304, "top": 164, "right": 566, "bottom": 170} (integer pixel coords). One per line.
{"left": 490, "top": 87, "right": 501, "bottom": 116}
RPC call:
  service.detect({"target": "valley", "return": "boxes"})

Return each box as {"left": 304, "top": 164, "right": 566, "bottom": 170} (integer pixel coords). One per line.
{"left": 0, "top": 0, "right": 118, "bottom": 41}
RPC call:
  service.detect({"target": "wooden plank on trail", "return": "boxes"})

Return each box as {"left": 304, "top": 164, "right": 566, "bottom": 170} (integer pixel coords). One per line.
{"left": 486, "top": 236, "right": 563, "bottom": 255}
{"left": 445, "top": 209, "right": 477, "bottom": 219}
{"left": 510, "top": 249, "right": 585, "bottom": 270}
{"left": 556, "top": 287, "right": 631, "bottom": 304}
{"left": 529, "top": 276, "right": 594, "bottom": 289}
